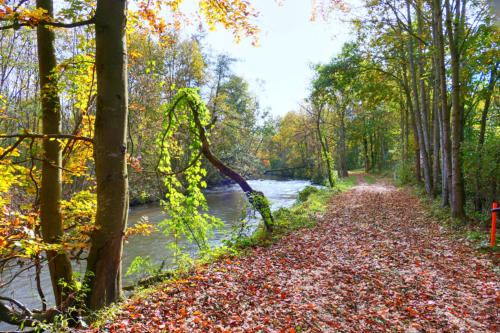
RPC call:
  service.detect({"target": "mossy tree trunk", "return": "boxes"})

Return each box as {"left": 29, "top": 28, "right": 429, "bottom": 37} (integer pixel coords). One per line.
{"left": 36, "top": 0, "right": 73, "bottom": 307}
{"left": 189, "top": 101, "right": 274, "bottom": 233}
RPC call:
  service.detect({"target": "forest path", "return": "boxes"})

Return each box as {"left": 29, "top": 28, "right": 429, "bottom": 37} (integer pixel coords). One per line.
{"left": 97, "top": 177, "right": 499, "bottom": 332}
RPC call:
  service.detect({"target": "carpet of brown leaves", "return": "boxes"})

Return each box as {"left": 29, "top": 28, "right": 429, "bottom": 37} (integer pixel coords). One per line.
{"left": 94, "top": 179, "right": 499, "bottom": 332}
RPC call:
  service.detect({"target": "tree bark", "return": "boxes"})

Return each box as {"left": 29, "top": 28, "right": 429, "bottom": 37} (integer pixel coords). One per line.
{"left": 445, "top": 0, "right": 465, "bottom": 218}
{"left": 401, "top": 62, "right": 421, "bottom": 182}
{"left": 36, "top": 0, "right": 73, "bottom": 307}
{"left": 407, "top": 0, "right": 432, "bottom": 195}
{"left": 363, "top": 136, "right": 369, "bottom": 172}
{"left": 189, "top": 100, "right": 274, "bottom": 233}
{"left": 315, "top": 104, "right": 335, "bottom": 186}
{"left": 416, "top": 2, "right": 433, "bottom": 184}
{"left": 432, "top": 59, "right": 441, "bottom": 196}
{"left": 338, "top": 108, "right": 348, "bottom": 178}
{"left": 432, "top": 0, "right": 452, "bottom": 207}
{"left": 85, "top": 0, "right": 129, "bottom": 310}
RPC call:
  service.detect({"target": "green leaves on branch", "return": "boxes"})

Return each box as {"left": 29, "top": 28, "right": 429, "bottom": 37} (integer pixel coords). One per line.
{"left": 156, "top": 88, "right": 222, "bottom": 261}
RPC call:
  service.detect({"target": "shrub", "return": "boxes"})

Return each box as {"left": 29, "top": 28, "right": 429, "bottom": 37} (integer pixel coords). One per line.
{"left": 297, "top": 185, "right": 320, "bottom": 202}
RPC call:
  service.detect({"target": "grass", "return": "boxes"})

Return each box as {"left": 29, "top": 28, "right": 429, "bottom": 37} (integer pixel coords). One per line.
{"left": 226, "top": 176, "right": 358, "bottom": 250}
{"left": 339, "top": 174, "right": 359, "bottom": 189}
{"left": 364, "top": 175, "right": 377, "bottom": 184}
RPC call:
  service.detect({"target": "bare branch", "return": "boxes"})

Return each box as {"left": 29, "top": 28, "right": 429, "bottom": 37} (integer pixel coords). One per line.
{"left": 0, "top": 133, "right": 94, "bottom": 143}
{"left": 0, "top": 136, "right": 23, "bottom": 160}
{"left": 0, "top": 296, "right": 32, "bottom": 315}
{"left": 154, "top": 151, "right": 202, "bottom": 176}
{"left": 0, "top": 17, "right": 95, "bottom": 31}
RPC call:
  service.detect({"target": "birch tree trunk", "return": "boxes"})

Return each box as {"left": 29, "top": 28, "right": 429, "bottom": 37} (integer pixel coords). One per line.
{"left": 432, "top": 0, "right": 452, "bottom": 207}
{"left": 407, "top": 0, "right": 432, "bottom": 195}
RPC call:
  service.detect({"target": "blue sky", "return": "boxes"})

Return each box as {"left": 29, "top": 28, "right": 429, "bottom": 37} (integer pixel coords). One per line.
{"left": 192, "top": 0, "right": 353, "bottom": 117}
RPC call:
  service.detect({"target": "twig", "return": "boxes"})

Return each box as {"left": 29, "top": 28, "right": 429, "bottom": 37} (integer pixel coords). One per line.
{"left": 0, "top": 296, "right": 32, "bottom": 316}
{"left": 154, "top": 152, "right": 202, "bottom": 176}
{"left": 34, "top": 257, "right": 47, "bottom": 311}
{"left": 0, "top": 17, "right": 95, "bottom": 31}
{"left": 0, "top": 136, "right": 23, "bottom": 160}
{"left": 0, "top": 133, "right": 94, "bottom": 143}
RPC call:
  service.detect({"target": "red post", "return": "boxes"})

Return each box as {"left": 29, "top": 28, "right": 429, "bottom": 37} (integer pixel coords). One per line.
{"left": 491, "top": 202, "right": 498, "bottom": 246}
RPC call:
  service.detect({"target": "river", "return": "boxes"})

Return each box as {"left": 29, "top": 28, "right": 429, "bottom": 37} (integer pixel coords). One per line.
{"left": 0, "top": 179, "right": 314, "bottom": 330}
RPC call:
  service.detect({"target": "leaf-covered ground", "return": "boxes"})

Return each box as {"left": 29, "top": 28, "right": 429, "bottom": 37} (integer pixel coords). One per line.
{"left": 94, "top": 179, "right": 499, "bottom": 332}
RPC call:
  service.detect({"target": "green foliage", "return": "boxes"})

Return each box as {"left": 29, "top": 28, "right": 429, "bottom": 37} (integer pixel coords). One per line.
{"left": 462, "top": 136, "right": 500, "bottom": 215}
{"left": 125, "top": 256, "right": 164, "bottom": 282}
{"left": 156, "top": 89, "right": 224, "bottom": 263}
{"left": 248, "top": 191, "right": 273, "bottom": 227}
{"left": 241, "top": 178, "right": 356, "bottom": 248}
{"left": 264, "top": 110, "right": 322, "bottom": 180}
{"left": 335, "top": 175, "right": 358, "bottom": 191}
{"left": 394, "top": 162, "right": 415, "bottom": 186}
{"left": 363, "top": 175, "right": 377, "bottom": 184}
{"left": 297, "top": 185, "right": 320, "bottom": 202}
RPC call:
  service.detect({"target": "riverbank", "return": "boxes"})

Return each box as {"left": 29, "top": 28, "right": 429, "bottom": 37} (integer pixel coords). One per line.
{"left": 0, "top": 179, "right": 322, "bottom": 333}
{"left": 84, "top": 175, "right": 498, "bottom": 332}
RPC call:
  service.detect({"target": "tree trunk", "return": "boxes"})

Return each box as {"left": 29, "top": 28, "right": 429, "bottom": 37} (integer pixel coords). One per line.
{"left": 432, "top": 59, "right": 441, "bottom": 196}
{"left": 445, "top": 0, "right": 465, "bottom": 218}
{"left": 338, "top": 109, "right": 348, "bottom": 178}
{"left": 363, "top": 136, "right": 369, "bottom": 172}
{"left": 402, "top": 63, "right": 421, "bottom": 182}
{"left": 416, "top": 2, "right": 433, "bottom": 181}
{"left": 315, "top": 105, "right": 335, "bottom": 186}
{"left": 405, "top": 103, "right": 409, "bottom": 162}
{"left": 370, "top": 132, "right": 376, "bottom": 171}
{"left": 190, "top": 100, "right": 274, "bottom": 232}
{"left": 399, "top": 90, "right": 405, "bottom": 164}
{"left": 432, "top": 0, "right": 452, "bottom": 207}
{"left": 85, "top": 0, "right": 129, "bottom": 310}
{"left": 36, "top": 0, "right": 73, "bottom": 307}
{"left": 407, "top": 0, "right": 432, "bottom": 194}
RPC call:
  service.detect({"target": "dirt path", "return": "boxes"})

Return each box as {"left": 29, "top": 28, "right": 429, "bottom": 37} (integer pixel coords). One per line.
{"left": 99, "top": 178, "right": 499, "bottom": 332}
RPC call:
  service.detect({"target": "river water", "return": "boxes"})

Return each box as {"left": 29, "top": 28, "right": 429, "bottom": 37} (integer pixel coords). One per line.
{"left": 0, "top": 179, "right": 313, "bottom": 330}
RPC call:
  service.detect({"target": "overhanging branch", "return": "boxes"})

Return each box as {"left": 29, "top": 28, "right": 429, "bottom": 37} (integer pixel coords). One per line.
{"left": 0, "top": 17, "right": 95, "bottom": 31}
{"left": 0, "top": 133, "right": 94, "bottom": 160}
{"left": 0, "top": 133, "right": 94, "bottom": 143}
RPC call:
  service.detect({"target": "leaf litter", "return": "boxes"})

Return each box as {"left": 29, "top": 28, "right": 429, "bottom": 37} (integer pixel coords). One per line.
{"left": 91, "top": 180, "right": 499, "bottom": 332}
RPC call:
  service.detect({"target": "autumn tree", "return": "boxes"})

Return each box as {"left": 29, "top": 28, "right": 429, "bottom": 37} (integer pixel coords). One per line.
{"left": 36, "top": 0, "right": 75, "bottom": 307}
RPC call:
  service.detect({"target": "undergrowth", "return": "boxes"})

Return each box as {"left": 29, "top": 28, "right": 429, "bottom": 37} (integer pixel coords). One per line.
{"left": 364, "top": 175, "right": 377, "bottom": 184}
{"left": 408, "top": 184, "right": 500, "bottom": 262}
{"left": 233, "top": 177, "right": 357, "bottom": 249}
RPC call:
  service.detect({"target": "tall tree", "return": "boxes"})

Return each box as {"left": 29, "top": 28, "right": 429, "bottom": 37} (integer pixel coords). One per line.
{"left": 445, "top": 0, "right": 465, "bottom": 218}
{"left": 406, "top": 0, "right": 432, "bottom": 195}
{"left": 85, "top": 0, "right": 129, "bottom": 309}
{"left": 36, "top": 0, "right": 73, "bottom": 307}
{"left": 432, "top": 0, "right": 452, "bottom": 207}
